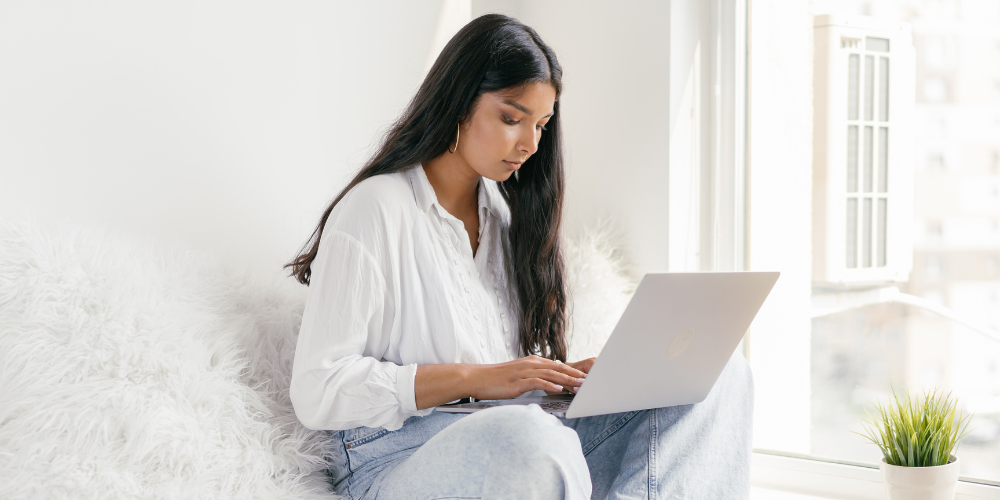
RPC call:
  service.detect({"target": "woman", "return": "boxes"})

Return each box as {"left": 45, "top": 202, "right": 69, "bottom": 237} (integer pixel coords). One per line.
{"left": 287, "top": 13, "right": 754, "bottom": 500}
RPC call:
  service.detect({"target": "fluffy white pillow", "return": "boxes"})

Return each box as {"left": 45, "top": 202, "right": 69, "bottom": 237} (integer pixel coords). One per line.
{"left": 563, "top": 219, "right": 639, "bottom": 361}
{"left": 0, "top": 217, "right": 338, "bottom": 499}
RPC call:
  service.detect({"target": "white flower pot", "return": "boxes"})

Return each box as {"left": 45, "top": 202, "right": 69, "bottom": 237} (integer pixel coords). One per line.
{"left": 879, "top": 455, "right": 960, "bottom": 500}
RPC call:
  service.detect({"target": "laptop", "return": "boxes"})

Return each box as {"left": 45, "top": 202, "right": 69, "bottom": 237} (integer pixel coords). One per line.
{"left": 435, "top": 271, "right": 779, "bottom": 419}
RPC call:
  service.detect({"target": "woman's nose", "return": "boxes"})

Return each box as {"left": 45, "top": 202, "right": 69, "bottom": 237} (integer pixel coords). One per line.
{"left": 519, "top": 128, "right": 539, "bottom": 156}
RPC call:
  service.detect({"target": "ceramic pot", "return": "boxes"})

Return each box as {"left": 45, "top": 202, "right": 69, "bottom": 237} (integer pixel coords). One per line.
{"left": 879, "top": 455, "right": 959, "bottom": 500}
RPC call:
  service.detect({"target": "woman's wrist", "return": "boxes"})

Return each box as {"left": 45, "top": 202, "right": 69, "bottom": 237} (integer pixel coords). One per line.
{"left": 414, "top": 362, "right": 483, "bottom": 410}
{"left": 462, "top": 363, "right": 482, "bottom": 400}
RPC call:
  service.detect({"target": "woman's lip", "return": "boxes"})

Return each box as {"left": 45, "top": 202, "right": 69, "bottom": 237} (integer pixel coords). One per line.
{"left": 504, "top": 160, "right": 522, "bottom": 170}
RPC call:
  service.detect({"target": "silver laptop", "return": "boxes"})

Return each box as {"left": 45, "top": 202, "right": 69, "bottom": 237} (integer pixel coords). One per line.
{"left": 435, "top": 271, "right": 779, "bottom": 419}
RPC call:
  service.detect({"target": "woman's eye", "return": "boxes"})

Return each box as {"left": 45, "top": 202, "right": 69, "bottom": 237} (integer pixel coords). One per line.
{"left": 503, "top": 113, "right": 546, "bottom": 131}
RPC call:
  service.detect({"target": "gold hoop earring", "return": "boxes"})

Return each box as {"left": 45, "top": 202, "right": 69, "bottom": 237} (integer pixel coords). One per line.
{"left": 448, "top": 123, "right": 460, "bottom": 154}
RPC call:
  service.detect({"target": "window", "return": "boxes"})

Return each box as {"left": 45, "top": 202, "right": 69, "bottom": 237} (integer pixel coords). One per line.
{"left": 753, "top": 0, "right": 1000, "bottom": 488}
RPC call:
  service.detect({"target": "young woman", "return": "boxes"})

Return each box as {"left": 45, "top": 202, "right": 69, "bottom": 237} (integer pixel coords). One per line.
{"left": 287, "top": 13, "right": 754, "bottom": 500}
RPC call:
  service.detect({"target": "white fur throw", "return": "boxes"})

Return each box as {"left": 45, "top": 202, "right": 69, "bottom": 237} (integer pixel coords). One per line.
{"left": 0, "top": 216, "right": 637, "bottom": 499}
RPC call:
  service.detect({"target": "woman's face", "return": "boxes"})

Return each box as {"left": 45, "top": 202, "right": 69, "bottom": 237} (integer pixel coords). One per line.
{"left": 458, "top": 81, "right": 557, "bottom": 182}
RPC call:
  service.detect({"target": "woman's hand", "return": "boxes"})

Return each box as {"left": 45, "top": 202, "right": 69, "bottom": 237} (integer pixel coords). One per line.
{"left": 542, "top": 357, "right": 596, "bottom": 396}
{"left": 467, "top": 355, "right": 589, "bottom": 401}
{"left": 566, "top": 358, "right": 596, "bottom": 376}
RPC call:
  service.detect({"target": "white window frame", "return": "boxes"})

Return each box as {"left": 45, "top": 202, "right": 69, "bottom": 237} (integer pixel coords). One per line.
{"left": 666, "top": 0, "right": 748, "bottom": 275}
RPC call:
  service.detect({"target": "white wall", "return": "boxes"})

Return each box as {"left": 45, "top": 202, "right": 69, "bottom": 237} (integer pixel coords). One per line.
{"left": 0, "top": 1, "right": 443, "bottom": 279}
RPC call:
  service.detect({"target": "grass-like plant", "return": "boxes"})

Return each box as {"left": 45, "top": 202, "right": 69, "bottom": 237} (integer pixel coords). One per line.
{"left": 855, "top": 386, "right": 974, "bottom": 467}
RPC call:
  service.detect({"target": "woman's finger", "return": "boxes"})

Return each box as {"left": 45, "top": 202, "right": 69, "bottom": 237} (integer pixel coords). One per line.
{"left": 533, "top": 369, "right": 585, "bottom": 388}
{"left": 532, "top": 378, "right": 563, "bottom": 393}
{"left": 517, "top": 355, "right": 586, "bottom": 378}
{"left": 529, "top": 357, "right": 585, "bottom": 376}
{"left": 566, "top": 358, "right": 595, "bottom": 375}
{"left": 548, "top": 362, "right": 587, "bottom": 379}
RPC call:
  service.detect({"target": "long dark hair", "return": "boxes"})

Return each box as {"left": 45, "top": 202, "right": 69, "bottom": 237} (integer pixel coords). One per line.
{"left": 285, "top": 14, "right": 568, "bottom": 361}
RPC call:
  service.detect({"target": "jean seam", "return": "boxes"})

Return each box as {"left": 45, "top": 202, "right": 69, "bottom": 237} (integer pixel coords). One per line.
{"left": 648, "top": 407, "right": 658, "bottom": 499}
{"left": 581, "top": 410, "right": 642, "bottom": 456}
{"left": 342, "top": 431, "right": 356, "bottom": 500}
{"left": 342, "top": 431, "right": 354, "bottom": 474}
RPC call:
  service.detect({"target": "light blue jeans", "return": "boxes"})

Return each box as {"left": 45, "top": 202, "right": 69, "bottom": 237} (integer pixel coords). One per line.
{"left": 325, "top": 352, "right": 753, "bottom": 499}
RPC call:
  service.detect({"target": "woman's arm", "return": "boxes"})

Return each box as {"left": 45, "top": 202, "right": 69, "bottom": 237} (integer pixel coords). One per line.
{"left": 414, "top": 356, "right": 591, "bottom": 410}
{"left": 291, "top": 228, "right": 435, "bottom": 431}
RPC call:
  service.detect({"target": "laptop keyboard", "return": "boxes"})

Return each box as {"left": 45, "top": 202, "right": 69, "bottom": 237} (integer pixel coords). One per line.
{"left": 436, "top": 399, "right": 573, "bottom": 414}
{"left": 538, "top": 400, "right": 572, "bottom": 412}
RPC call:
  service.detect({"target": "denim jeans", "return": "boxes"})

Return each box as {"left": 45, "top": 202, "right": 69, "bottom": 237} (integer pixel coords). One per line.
{"left": 325, "top": 352, "right": 754, "bottom": 500}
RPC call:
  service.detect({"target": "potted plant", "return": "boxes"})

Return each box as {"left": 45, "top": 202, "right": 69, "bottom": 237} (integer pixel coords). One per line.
{"left": 856, "top": 387, "right": 974, "bottom": 500}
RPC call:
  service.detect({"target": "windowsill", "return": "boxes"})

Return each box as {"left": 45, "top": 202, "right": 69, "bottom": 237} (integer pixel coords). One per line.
{"left": 751, "top": 485, "right": 839, "bottom": 500}
{"left": 751, "top": 450, "right": 1000, "bottom": 499}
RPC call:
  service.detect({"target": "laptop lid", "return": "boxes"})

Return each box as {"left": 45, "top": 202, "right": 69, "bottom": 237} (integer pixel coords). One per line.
{"left": 565, "top": 272, "right": 778, "bottom": 419}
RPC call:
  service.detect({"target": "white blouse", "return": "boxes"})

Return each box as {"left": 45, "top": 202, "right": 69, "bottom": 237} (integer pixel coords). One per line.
{"left": 290, "top": 164, "right": 522, "bottom": 431}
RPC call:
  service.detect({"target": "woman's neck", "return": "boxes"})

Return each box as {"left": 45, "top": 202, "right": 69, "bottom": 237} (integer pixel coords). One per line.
{"left": 422, "top": 155, "right": 481, "bottom": 218}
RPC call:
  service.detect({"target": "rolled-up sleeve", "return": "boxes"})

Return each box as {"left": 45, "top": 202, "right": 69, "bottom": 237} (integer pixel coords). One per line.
{"left": 290, "top": 229, "right": 432, "bottom": 431}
